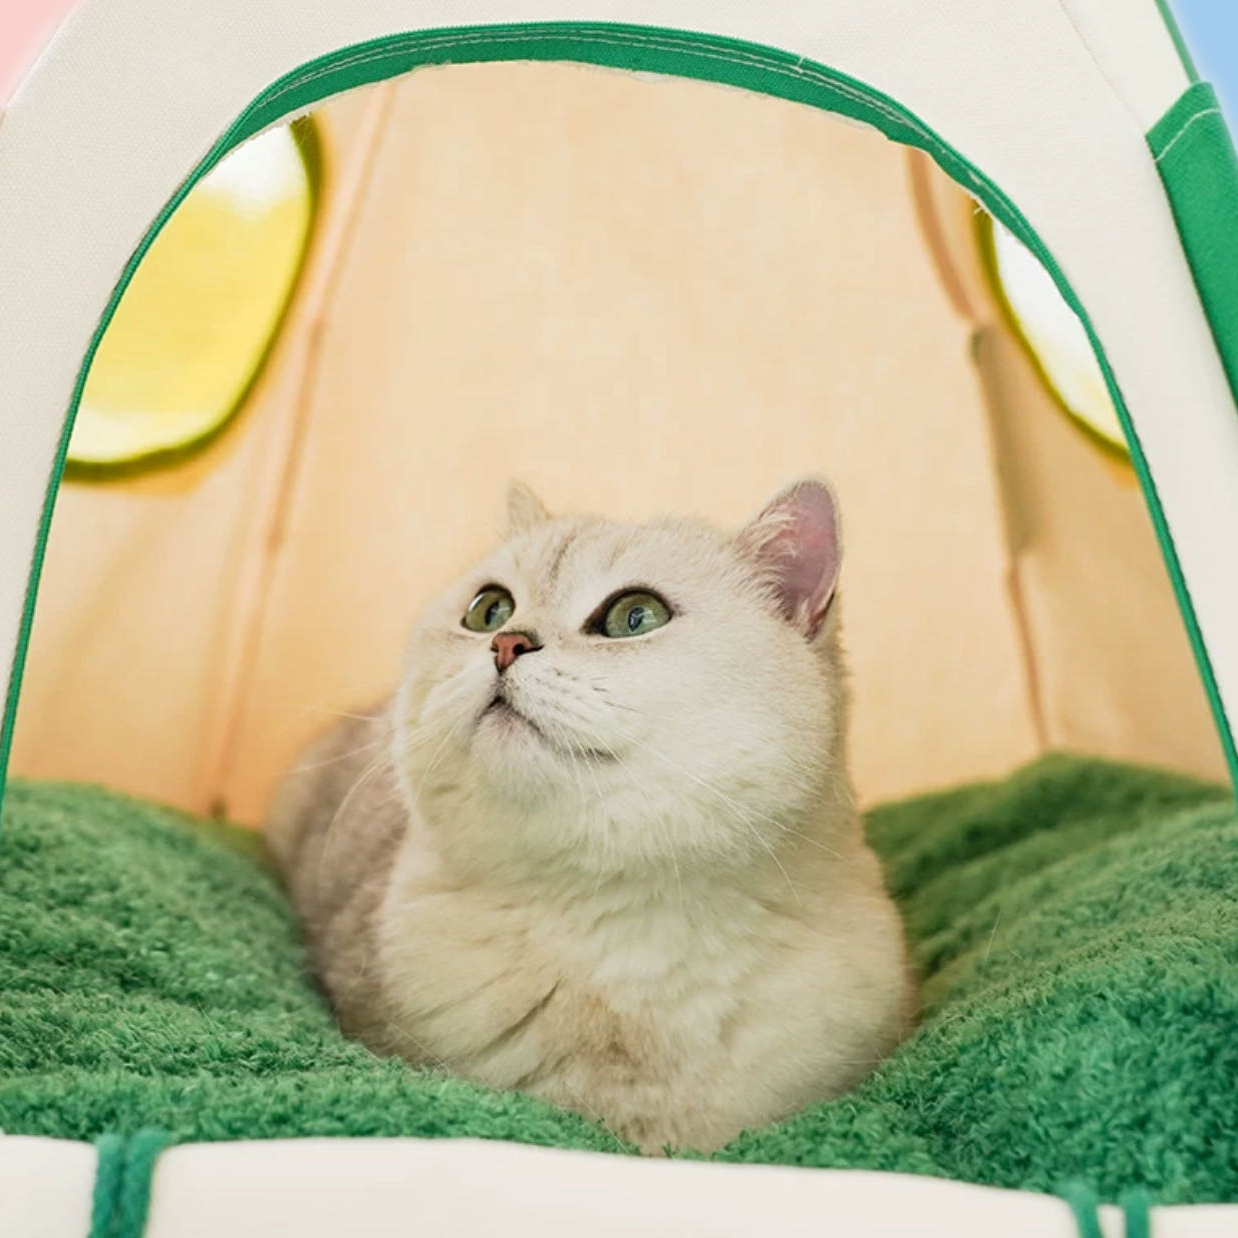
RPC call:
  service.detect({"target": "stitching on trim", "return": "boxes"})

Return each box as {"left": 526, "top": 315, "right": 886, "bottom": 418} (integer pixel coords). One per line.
{"left": 1154, "top": 106, "right": 1221, "bottom": 162}
{"left": 252, "top": 28, "right": 924, "bottom": 144}
{"left": 206, "top": 30, "right": 1238, "bottom": 791}
{"left": 249, "top": 27, "right": 993, "bottom": 200}
{"left": 245, "top": 26, "right": 993, "bottom": 197}
{"left": 256, "top": 29, "right": 915, "bottom": 117}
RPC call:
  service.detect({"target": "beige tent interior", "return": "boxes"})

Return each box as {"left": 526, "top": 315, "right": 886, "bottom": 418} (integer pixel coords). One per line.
{"left": 7, "top": 61, "right": 1228, "bottom": 822}
{"left": 6, "top": 2, "right": 1238, "bottom": 1230}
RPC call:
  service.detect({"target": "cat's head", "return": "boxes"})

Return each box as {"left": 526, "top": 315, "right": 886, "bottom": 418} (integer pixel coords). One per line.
{"left": 392, "top": 479, "right": 850, "bottom": 883}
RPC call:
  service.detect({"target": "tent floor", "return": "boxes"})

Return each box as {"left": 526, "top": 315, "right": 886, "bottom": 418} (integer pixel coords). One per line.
{"left": 0, "top": 754, "right": 1234, "bottom": 1204}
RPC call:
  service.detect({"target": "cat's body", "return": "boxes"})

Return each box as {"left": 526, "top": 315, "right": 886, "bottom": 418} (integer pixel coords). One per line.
{"left": 267, "top": 481, "right": 915, "bottom": 1152}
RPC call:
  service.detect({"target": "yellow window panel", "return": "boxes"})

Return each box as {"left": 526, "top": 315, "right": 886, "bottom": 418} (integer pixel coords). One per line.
{"left": 68, "top": 120, "right": 319, "bottom": 477}
{"left": 981, "top": 213, "right": 1129, "bottom": 461}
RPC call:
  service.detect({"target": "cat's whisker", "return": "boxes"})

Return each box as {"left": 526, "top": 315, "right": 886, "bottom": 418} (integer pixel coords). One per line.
{"left": 294, "top": 738, "right": 387, "bottom": 771}
{"left": 419, "top": 729, "right": 459, "bottom": 785}
{"left": 292, "top": 679, "right": 398, "bottom": 725}
{"left": 542, "top": 710, "right": 600, "bottom": 825}
{"left": 621, "top": 732, "right": 803, "bottom": 907}
{"left": 532, "top": 693, "right": 754, "bottom": 900}
{"left": 396, "top": 717, "right": 460, "bottom": 759}
{"left": 313, "top": 752, "right": 394, "bottom": 891}
{"left": 779, "top": 826, "right": 846, "bottom": 861}
{"left": 592, "top": 733, "right": 687, "bottom": 912}
{"left": 542, "top": 690, "right": 793, "bottom": 894}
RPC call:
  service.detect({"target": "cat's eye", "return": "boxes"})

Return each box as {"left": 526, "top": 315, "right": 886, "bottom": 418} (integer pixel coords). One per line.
{"left": 462, "top": 586, "right": 515, "bottom": 633}
{"left": 599, "top": 591, "right": 672, "bottom": 639}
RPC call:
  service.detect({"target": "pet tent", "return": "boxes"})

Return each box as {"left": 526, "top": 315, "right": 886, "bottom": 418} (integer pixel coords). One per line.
{"left": 1, "top": 0, "right": 1238, "bottom": 1233}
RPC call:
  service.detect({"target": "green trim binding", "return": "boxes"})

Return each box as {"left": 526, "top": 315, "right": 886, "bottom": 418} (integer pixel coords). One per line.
{"left": 1149, "top": 82, "right": 1238, "bottom": 409}
{"left": 1, "top": 20, "right": 1235, "bottom": 817}
{"left": 1153, "top": 0, "right": 1201, "bottom": 83}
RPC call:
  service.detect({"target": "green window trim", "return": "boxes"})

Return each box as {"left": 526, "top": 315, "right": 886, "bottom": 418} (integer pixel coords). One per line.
{"left": 66, "top": 117, "right": 323, "bottom": 482}
{"left": 974, "top": 211, "right": 1132, "bottom": 467}
{"left": 2, "top": 20, "right": 1235, "bottom": 817}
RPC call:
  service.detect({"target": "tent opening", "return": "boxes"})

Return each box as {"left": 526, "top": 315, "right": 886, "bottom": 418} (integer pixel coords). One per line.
{"left": 6, "top": 62, "right": 1227, "bottom": 822}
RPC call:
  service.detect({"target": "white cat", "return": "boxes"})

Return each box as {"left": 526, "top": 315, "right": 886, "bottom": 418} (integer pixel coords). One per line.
{"left": 266, "top": 479, "right": 915, "bottom": 1153}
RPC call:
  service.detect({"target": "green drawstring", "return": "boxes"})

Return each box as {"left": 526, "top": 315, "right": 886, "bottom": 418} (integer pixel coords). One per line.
{"left": 87, "top": 1140, "right": 1159, "bottom": 1238}
{"left": 1120, "top": 1188, "right": 1152, "bottom": 1238}
{"left": 1060, "top": 1180, "right": 1155, "bottom": 1238}
{"left": 1060, "top": 1180, "right": 1106, "bottom": 1238}
{"left": 88, "top": 1130, "right": 173, "bottom": 1238}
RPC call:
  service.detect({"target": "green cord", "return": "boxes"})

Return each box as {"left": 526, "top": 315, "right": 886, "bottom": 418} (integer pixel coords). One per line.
{"left": 1121, "top": 1188, "right": 1152, "bottom": 1238}
{"left": 89, "top": 1130, "right": 173, "bottom": 1238}
{"left": 88, "top": 1136, "right": 126, "bottom": 1238}
{"left": 1059, "top": 1180, "right": 1105, "bottom": 1238}
{"left": 1061, "top": 1180, "right": 1156, "bottom": 1238}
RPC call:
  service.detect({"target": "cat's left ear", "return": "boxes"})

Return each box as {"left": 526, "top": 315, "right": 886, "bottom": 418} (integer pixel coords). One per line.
{"left": 736, "top": 478, "right": 841, "bottom": 639}
{"left": 505, "top": 480, "right": 552, "bottom": 533}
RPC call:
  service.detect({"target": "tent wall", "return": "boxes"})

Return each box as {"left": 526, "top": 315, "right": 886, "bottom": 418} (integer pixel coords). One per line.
{"left": 3, "top": 1, "right": 1237, "bottom": 820}
{"left": 4, "top": 87, "right": 394, "bottom": 816}
{"left": 913, "top": 162, "right": 1228, "bottom": 780}
{"left": 10, "top": 67, "right": 1040, "bottom": 818}
{"left": 9, "top": 64, "right": 1227, "bottom": 822}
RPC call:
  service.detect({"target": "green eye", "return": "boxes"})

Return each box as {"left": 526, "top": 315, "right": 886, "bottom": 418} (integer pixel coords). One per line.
{"left": 463, "top": 586, "right": 515, "bottom": 632}
{"left": 600, "top": 591, "right": 672, "bottom": 639}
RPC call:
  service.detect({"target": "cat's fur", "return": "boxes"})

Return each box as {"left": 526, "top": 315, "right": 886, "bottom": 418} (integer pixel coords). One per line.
{"left": 266, "top": 479, "right": 915, "bottom": 1152}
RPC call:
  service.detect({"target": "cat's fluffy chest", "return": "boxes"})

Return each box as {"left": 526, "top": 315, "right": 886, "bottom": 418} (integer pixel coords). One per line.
{"left": 374, "top": 849, "right": 787, "bottom": 1056}
{"left": 372, "top": 832, "right": 903, "bottom": 1151}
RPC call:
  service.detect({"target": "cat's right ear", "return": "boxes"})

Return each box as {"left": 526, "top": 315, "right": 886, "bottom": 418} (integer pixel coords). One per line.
{"left": 505, "top": 480, "right": 552, "bottom": 533}
{"left": 736, "top": 478, "right": 841, "bottom": 640}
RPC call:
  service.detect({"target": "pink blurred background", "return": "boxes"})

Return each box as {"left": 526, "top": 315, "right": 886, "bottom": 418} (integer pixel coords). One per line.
{"left": 1, "top": 0, "right": 78, "bottom": 102}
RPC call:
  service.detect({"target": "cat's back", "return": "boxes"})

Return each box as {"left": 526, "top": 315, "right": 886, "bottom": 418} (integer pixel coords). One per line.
{"left": 265, "top": 703, "right": 409, "bottom": 1018}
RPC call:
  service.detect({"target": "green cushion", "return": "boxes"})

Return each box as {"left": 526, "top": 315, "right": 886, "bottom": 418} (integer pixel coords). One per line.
{"left": 1, "top": 755, "right": 1235, "bottom": 1203}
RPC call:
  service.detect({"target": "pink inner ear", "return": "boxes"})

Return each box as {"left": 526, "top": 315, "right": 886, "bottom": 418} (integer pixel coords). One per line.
{"left": 745, "top": 481, "right": 841, "bottom": 638}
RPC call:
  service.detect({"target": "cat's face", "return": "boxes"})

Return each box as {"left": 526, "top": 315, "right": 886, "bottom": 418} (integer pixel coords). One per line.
{"left": 393, "top": 480, "right": 847, "bottom": 881}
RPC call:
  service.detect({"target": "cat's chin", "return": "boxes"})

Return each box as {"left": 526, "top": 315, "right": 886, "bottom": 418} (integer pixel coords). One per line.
{"left": 476, "top": 696, "right": 616, "bottom": 767}
{"left": 476, "top": 693, "right": 545, "bottom": 740}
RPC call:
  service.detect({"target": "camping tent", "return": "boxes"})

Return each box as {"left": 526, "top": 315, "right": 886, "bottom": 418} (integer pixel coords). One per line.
{"left": 1, "top": 0, "right": 1237, "bottom": 1233}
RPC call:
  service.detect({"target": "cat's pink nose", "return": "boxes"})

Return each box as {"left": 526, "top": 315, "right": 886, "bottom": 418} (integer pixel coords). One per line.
{"left": 491, "top": 630, "right": 541, "bottom": 672}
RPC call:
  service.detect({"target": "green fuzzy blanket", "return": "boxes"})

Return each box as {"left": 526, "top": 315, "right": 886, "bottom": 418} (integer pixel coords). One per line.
{"left": 1, "top": 755, "right": 1235, "bottom": 1204}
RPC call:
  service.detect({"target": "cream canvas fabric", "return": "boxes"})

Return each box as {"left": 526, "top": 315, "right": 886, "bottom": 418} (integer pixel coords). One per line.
{"left": 7, "top": 63, "right": 1228, "bottom": 816}
{"left": 2, "top": 1, "right": 1238, "bottom": 1230}
{"left": 5, "top": 1134, "right": 1238, "bottom": 1238}
{"left": 1, "top": 0, "right": 1236, "bottom": 815}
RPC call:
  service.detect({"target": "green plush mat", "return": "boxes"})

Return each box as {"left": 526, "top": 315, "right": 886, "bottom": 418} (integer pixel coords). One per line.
{"left": 1, "top": 755, "right": 1235, "bottom": 1203}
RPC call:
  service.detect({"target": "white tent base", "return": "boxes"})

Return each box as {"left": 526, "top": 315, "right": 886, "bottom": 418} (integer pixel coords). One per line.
{"left": 4, "top": 1134, "right": 1237, "bottom": 1238}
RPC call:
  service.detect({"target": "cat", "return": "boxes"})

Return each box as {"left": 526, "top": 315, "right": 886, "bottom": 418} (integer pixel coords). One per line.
{"left": 266, "top": 478, "right": 915, "bottom": 1153}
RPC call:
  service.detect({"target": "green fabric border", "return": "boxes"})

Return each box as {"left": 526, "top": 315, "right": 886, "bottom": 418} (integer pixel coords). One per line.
{"left": 1148, "top": 82, "right": 1238, "bottom": 411}
{"left": 2, "top": 20, "right": 1236, "bottom": 818}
